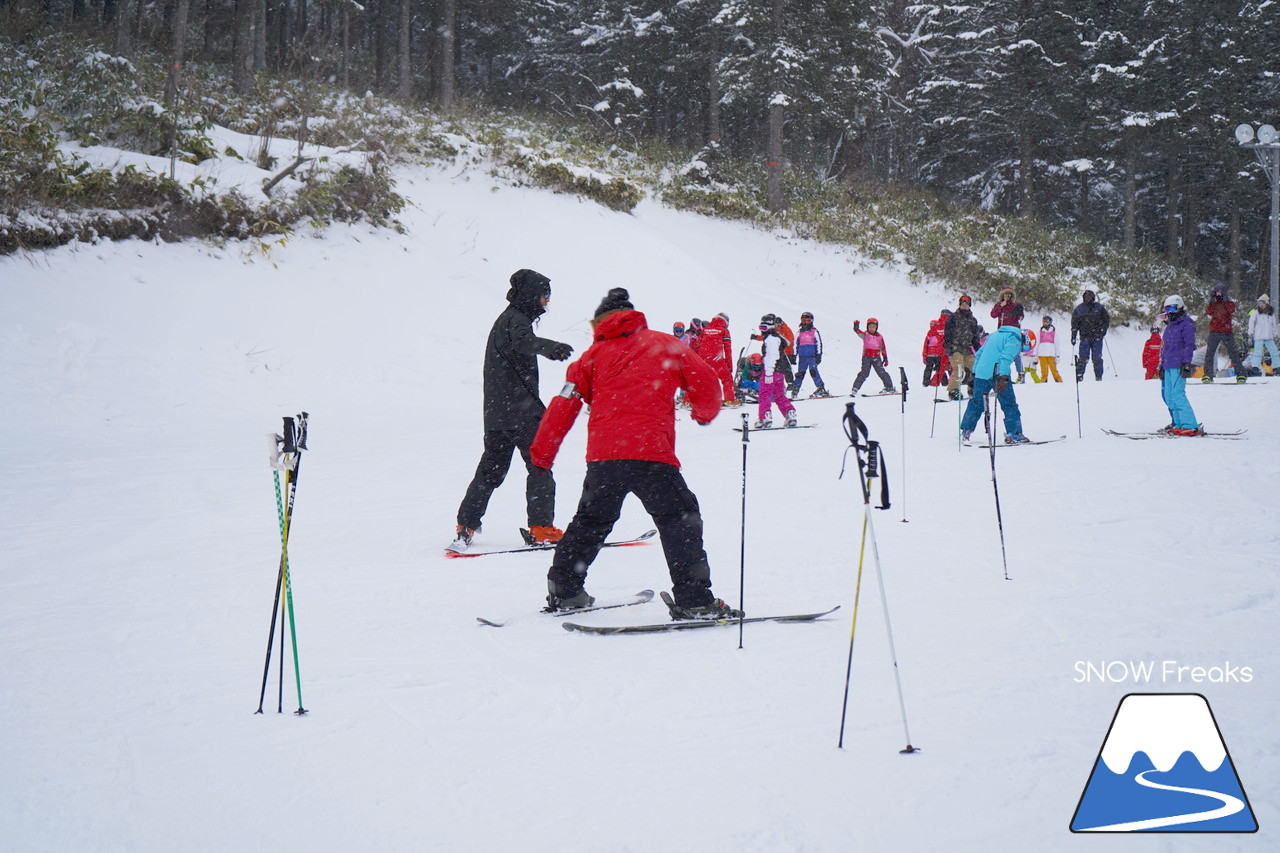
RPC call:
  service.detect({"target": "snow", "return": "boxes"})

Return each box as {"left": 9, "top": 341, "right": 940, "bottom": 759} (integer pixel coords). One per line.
{"left": 2, "top": 164, "right": 1277, "bottom": 851}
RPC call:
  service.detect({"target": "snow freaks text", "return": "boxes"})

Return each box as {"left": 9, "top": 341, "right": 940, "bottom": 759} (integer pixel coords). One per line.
{"left": 1074, "top": 661, "right": 1254, "bottom": 684}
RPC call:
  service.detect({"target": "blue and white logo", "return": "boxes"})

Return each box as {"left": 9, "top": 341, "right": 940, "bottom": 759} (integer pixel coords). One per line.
{"left": 1071, "top": 693, "right": 1258, "bottom": 833}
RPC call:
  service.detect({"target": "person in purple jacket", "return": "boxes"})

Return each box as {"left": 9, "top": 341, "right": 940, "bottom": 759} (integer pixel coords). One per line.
{"left": 1158, "top": 295, "right": 1201, "bottom": 436}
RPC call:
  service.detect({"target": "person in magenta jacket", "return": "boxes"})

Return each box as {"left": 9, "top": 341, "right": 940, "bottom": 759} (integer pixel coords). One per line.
{"left": 990, "top": 286, "right": 1024, "bottom": 329}
{"left": 850, "top": 317, "right": 896, "bottom": 395}
{"left": 532, "top": 288, "right": 741, "bottom": 618}
{"left": 1158, "top": 296, "right": 1200, "bottom": 435}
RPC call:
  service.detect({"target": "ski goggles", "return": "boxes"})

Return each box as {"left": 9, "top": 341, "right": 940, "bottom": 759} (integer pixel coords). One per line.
{"left": 673, "top": 325, "right": 685, "bottom": 333}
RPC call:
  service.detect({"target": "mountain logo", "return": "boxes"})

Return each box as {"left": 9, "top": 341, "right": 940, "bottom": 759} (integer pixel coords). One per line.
{"left": 1070, "top": 693, "right": 1258, "bottom": 833}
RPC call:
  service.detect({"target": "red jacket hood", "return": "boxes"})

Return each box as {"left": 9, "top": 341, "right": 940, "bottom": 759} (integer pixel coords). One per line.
{"left": 593, "top": 309, "right": 647, "bottom": 342}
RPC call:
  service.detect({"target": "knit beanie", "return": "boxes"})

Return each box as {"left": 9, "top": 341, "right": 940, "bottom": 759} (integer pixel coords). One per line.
{"left": 594, "top": 287, "right": 634, "bottom": 318}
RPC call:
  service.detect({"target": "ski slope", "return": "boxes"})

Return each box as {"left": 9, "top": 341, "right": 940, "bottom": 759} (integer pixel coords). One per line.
{"left": 2, "top": 164, "right": 1276, "bottom": 851}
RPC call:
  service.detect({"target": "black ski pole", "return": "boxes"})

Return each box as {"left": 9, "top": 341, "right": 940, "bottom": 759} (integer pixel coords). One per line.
{"left": 738, "top": 412, "right": 749, "bottom": 649}
{"left": 256, "top": 418, "right": 297, "bottom": 714}
{"left": 1072, "top": 355, "right": 1083, "bottom": 437}
{"left": 985, "top": 388, "right": 1012, "bottom": 581}
{"left": 898, "top": 367, "right": 908, "bottom": 523}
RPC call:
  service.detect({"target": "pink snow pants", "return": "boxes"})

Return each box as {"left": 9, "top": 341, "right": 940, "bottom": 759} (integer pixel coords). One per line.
{"left": 757, "top": 373, "right": 796, "bottom": 419}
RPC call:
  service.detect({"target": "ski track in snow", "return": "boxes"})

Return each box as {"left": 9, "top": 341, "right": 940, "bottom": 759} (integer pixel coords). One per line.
{"left": 1, "top": 163, "right": 1276, "bottom": 852}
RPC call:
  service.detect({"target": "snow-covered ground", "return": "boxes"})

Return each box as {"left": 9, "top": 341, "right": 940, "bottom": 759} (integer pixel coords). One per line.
{"left": 2, "top": 165, "right": 1276, "bottom": 851}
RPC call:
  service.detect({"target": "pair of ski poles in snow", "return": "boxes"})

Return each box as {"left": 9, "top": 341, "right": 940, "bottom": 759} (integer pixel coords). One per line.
{"left": 837, "top": 402, "right": 918, "bottom": 754}
{"left": 255, "top": 413, "right": 310, "bottom": 716}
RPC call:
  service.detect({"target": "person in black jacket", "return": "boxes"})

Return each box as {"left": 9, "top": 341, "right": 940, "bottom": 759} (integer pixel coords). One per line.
{"left": 448, "top": 269, "right": 574, "bottom": 553}
{"left": 1071, "top": 289, "right": 1110, "bottom": 381}
{"left": 944, "top": 295, "right": 981, "bottom": 400}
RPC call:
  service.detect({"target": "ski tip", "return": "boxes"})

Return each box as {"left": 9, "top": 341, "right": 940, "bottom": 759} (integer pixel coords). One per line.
{"left": 476, "top": 617, "right": 507, "bottom": 627}
{"left": 638, "top": 529, "right": 658, "bottom": 541}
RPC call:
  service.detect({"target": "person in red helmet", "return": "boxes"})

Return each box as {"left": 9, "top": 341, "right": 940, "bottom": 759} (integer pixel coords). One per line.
{"left": 1142, "top": 326, "right": 1163, "bottom": 380}
{"left": 532, "top": 288, "right": 741, "bottom": 619}
{"left": 850, "top": 317, "right": 896, "bottom": 395}
{"left": 921, "top": 317, "right": 947, "bottom": 387}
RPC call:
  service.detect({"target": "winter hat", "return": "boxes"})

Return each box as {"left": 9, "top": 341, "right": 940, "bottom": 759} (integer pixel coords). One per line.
{"left": 594, "top": 287, "right": 634, "bottom": 318}
{"left": 998, "top": 286, "right": 1016, "bottom": 299}
{"left": 1259, "top": 294, "right": 1271, "bottom": 304}
{"left": 715, "top": 312, "right": 730, "bottom": 324}
{"left": 1082, "top": 289, "right": 1096, "bottom": 301}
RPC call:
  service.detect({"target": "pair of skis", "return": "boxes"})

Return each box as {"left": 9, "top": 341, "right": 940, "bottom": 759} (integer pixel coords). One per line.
{"left": 1102, "top": 428, "right": 1248, "bottom": 441}
{"left": 478, "top": 589, "right": 839, "bottom": 634}
{"left": 446, "top": 528, "right": 656, "bottom": 558}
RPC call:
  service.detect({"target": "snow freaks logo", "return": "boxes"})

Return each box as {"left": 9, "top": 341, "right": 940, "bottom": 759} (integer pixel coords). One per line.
{"left": 1070, "top": 694, "right": 1258, "bottom": 833}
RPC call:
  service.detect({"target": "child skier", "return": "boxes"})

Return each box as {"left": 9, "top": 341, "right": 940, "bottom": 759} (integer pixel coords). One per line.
{"left": 737, "top": 353, "right": 763, "bottom": 402}
{"left": 1157, "top": 295, "right": 1201, "bottom": 435}
{"left": 922, "top": 316, "right": 948, "bottom": 387}
{"left": 755, "top": 316, "right": 799, "bottom": 428}
{"left": 1142, "top": 327, "right": 1163, "bottom": 380}
{"left": 792, "top": 311, "right": 829, "bottom": 397}
{"left": 1017, "top": 328, "right": 1038, "bottom": 383}
{"left": 851, "top": 318, "right": 896, "bottom": 395}
{"left": 1036, "top": 316, "right": 1062, "bottom": 382}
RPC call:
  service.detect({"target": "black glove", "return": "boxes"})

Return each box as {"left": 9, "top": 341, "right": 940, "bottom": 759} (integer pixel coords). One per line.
{"left": 1071, "top": 334, "right": 1078, "bottom": 345}
{"left": 995, "top": 375, "right": 1009, "bottom": 393}
{"left": 1180, "top": 363, "right": 1195, "bottom": 378}
{"left": 815, "top": 353, "right": 823, "bottom": 365}
{"left": 788, "top": 353, "right": 797, "bottom": 365}
{"left": 549, "top": 342, "right": 573, "bottom": 361}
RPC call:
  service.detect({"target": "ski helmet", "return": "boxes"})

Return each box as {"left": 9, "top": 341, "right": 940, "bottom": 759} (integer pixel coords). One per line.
{"left": 866, "top": 317, "right": 880, "bottom": 326}
{"left": 715, "top": 312, "right": 730, "bottom": 324}
{"left": 958, "top": 294, "right": 973, "bottom": 306}
{"left": 749, "top": 353, "right": 763, "bottom": 365}
{"left": 801, "top": 311, "right": 814, "bottom": 321}
{"left": 1042, "top": 315, "right": 1052, "bottom": 324}
{"left": 1163, "top": 295, "right": 1185, "bottom": 313}
{"left": 673, "top": 321, "right": 685, "bottom": 334}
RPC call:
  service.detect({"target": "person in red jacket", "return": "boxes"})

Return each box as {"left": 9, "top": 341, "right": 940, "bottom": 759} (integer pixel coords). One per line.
{"left": 693, "top": 312, "right": 738, "bottom": 404}
{"left": 1202, "top": 284, "right": 1247, "bottom": 383}
{"left": 1141, "top": 327, "right": 1163, "bottom": 380}
{"left": 921, "top": 317, "right": 948, "bottom": 386}
{"left": 532, "top": 288, "right": 742, "bottom": 619}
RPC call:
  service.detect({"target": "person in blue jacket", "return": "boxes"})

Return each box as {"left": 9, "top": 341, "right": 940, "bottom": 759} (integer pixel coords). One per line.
{"left": 960, "top": 324, "right": 1031, "bottom": 444}
{"left": 1157, "top": 295, "right": 1201, "bottom": 435}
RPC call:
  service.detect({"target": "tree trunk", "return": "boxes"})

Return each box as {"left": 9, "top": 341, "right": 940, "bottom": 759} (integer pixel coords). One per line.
{"left": 254, "top": 0, "right": 266, "bottom": 72}
{"left": 1018, "top": 130, "right": 1034, "bottom": 216}
{"left": 707, "top": 31, "right": 721, "bottom": 144}
{"left": 396, "top": 0, "right": 411, "bottom": 99}
{"left": 1229, "top": 204, "right": 1242, "bottom": 294}
{"left": 164, "top": 0, "right": 190, "bottom": 110}
{"left": 437, "top": 0, "right": 455, "bottom": 110}
{"left": 1078, "top": 168, "right": 1090, "bottom": 231}
{"left": 1165, "top": 157, "right": 1180, "bottom": 263}
{"left": 1122, "top": 150, "right": 1136, "bottom": 249}
{"left": 765, "top": 0, "right": 785, "bottom": 213}
{"left": 234, "top": 0, "right": 255, "bottom": 93}
{"left": 1181, "top": 162, "right": 1198, "bottom": 271}
{"left": 114, "top": 0, "right": 133, "bottom": 54}
{"left": 341, "top": 6, "right": 350, "bottom": 90}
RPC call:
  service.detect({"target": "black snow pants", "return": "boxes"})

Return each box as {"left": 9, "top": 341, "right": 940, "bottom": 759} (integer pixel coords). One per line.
{"left": 548, "top": 460, "right": 714, "bottom": 608}
{"left": 457, "top": 425, "right": 555, "bottom": 530}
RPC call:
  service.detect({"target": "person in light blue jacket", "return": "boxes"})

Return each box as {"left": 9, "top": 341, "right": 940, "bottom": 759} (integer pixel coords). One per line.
{"left": 960, "top": 325, "right": 1030, "bottom": 444}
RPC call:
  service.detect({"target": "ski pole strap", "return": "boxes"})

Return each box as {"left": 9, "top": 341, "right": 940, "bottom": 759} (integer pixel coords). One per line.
{"left": 840, "top": 403, "right": 890, "bottom": 509}
{"left": 899, "top": 367, "right": 909, "bottom": 404}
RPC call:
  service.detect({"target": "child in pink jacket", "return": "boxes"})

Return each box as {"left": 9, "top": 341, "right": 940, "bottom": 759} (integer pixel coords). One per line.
{"left": 850, "top": 318, "right": 896, "bottom": 395}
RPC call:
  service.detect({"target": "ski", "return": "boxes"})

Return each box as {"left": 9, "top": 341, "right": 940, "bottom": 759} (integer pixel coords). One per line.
{"left": 561, "top": 605, "right": 841, "bottom": 635}
{"left": 857, "top": 391, "right": 900, "bottom": 398}
{"left": 976, "top": 435, "right": 1067, "bottom": 448}
{"left": 477, "top": 589, "right": 655, "bottom": 627}
{"left": 1101, "top": 428, "right": 1247, "bottom": 440}
{"left": 732, "top": 424, "right": 817, "bottom": 432}
{"left": 445, "top": 528, "right": 656, "bottom": 559}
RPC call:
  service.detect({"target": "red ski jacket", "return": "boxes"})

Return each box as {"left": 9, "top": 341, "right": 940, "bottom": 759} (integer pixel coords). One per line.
{"left": 1142, "top": 333, "right": 1163, "bottom": 370}
{"left": 531, "top": 310, "right": 723, "bottom": 469}
{"left": 1205, "top": 299, "right": 1237, "bottom": 334}
{"left": 922, "top": 320, "right": 947, "bottom": 359}
{"left": 693, "top": 316, "right": 733, "bottom": 369}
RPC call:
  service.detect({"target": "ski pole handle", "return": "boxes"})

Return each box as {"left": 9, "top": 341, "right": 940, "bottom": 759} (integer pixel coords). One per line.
{"left": 295, "top": 412, "right": 309, "bottom": 451}
{"left": 282, "top": 417, "right": 297, "bottom": 454}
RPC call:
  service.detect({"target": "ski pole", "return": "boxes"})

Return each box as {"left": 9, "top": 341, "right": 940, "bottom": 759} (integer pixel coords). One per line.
{"left": 837, "top": 404, "right": 917, "bottom": 753}
{"left": 738, "top": 412, "right": 749, "bottom": 649}
{"left": 898, "top": 367, "right": 908, "bottom": 523}
{"left": 929, "top": 369, "right": 940, "bottom": 438}
{"left": 1072, "top": 355, "right": 1083, "bottom": 438}
{"left": 985, "top": 388, "right": 1012, "bottom": 581}
{"left": 1103, "top": 337, "right": 1119, "bottom": 378}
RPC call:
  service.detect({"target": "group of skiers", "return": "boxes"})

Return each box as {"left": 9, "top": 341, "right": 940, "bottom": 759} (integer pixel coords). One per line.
{"left": 448, "top": 270, "right": 1277, "bottom": 617}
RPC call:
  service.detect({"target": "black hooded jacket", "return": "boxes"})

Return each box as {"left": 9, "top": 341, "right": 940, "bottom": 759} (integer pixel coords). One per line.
{"left": 944, "top": 308, "right": 980, "bottom": 355}
{"left": 482, "top": 271, "right": 568, "bottom": 432}
{"left": 1071, "top": 291, "right": 1110, "bottom": 340}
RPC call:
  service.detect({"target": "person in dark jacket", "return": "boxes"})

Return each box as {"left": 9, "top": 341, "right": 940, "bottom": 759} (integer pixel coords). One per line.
{"left": 531, "top": 288, "right": 741, "bottom": 619}
{"left": 448, "top": 269, "right": 574, "bottom": 553}
{"left": 1071, "top": 289, "right": 1110, "bottom": 381}
{"left": 1157, "top": 295, "right": 1201, "bottom": 435}
{"left": 1201, "top": 284, "right": 1247, "bottom": 383}
{"left": 944, "top": 295, "right": 980, "bottom": 400}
